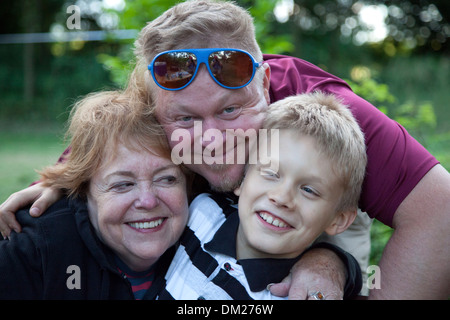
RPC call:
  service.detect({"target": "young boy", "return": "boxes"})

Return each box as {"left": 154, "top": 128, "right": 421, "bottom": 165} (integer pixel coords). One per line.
{"left": 157, "top": 91, "right": 367, "bottom": 300}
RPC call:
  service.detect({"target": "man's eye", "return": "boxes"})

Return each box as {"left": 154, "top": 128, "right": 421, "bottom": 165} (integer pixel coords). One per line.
{"left": 220, "top": 106, "right": 241, "bottom": 118}
{"left": 223, "top": 107, "right": 236, "bottom": 114}
{"left": 175, "top": 116, "right": 195, "bottom": 128}
{"left": 180, "top": 116, "right": 192, "bottom": 122}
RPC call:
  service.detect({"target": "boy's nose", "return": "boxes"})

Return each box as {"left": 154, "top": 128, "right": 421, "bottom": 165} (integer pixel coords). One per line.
{"left": 268, "top": 183, "right": 295, "bottom": 210}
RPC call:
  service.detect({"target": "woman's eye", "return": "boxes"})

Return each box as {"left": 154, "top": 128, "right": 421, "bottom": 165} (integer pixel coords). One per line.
{"left": 110, "top": 182, "right": 134, "bottom": 192}
{"left": 154, "top": 175, "right": 177, "bottom": 185}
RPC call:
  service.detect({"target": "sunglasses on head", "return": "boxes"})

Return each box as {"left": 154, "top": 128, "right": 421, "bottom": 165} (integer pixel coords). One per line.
{"left": 147, "top": 48, "right": 263, "bottom": 91}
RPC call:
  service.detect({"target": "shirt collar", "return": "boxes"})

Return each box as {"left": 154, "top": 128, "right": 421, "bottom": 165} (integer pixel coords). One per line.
{"left": 204, "top": 211, "right": 301, "bottom": 292}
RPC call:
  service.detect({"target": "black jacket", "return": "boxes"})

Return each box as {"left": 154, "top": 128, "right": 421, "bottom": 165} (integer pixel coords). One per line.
{"left": 0, "top": 197, "right": 173, "bottom": 300}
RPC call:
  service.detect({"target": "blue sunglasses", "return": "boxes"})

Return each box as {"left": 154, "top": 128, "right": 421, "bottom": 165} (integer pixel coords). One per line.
{"left": 147, "top": 48, "right": 263, "bottom": 91}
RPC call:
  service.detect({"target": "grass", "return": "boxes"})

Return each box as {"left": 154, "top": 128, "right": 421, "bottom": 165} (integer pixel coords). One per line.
{"left": 0, "top": 122, "right": 66, "bottom": 203}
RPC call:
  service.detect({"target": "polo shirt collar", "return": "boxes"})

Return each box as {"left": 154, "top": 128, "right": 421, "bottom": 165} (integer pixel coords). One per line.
{"left": 204, "top": 211, "right": 301, "bottom": 292}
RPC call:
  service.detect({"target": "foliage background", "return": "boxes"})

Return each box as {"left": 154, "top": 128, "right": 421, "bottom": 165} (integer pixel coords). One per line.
{"left": 0, "top": 0, "right": 449, "bottom": 265}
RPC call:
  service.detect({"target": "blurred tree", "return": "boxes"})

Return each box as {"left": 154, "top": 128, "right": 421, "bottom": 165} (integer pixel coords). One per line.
{"left": 93, "top": 0, "right": 448, "bottom": 86}
{"left": 255, "top": 0, "right": 449, "bottom": 74}
{"left": 1, "top": 0, "right": 447, "bottom": 125}
{"left": 273, "top": 0, "right": 448, "bottom": 54}
{"left": 0, "top": 0, "right": 63, "bottom": 103}
{"left": 0, "top": 0, "right": 118, "bottom": 122}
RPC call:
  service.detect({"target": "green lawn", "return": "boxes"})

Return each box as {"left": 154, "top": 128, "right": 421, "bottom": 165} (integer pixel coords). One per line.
{"left": 0, "top": 123, "right": 66, "bottom": 203}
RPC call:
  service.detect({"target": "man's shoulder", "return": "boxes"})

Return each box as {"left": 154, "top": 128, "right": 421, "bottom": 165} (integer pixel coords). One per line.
{"left": 263, "top": 54, "right": 351, "bottom": 102}
{"left": 263, "top": 53, "right": 338, "bottom": 77}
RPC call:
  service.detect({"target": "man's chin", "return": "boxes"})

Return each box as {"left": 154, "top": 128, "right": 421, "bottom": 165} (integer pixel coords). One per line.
{"left": 188, "top": 163, "right": 244, "bottom": 192}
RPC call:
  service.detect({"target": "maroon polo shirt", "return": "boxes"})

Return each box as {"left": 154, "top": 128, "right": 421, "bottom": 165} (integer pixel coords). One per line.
{"left": 264, "top": 54, "right": 438, "bottom": 226}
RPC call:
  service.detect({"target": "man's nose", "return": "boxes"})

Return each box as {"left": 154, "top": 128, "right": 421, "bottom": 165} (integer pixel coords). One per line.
{"left": 200, "top": 118, "right": 227, "bottom": 149}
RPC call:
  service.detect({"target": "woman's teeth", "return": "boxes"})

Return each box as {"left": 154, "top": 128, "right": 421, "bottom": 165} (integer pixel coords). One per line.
{"left": 128, "top": 219, "right": 164, "bottom": 229}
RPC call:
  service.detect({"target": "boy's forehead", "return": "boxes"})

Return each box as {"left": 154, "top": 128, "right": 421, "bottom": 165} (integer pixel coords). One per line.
{"left": 250, "top": 130, "right": 326, "bottom": 170}
{"left": 250, "top": 132, "right": 344, "bottom": 186}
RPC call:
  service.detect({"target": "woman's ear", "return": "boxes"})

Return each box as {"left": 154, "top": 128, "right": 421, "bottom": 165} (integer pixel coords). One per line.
{"left": 324, "top": 209, "right": 358, "bottom": 236}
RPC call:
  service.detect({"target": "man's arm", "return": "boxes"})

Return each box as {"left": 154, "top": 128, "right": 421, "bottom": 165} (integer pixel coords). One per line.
{"left": 369, "top": 164, "right": 450, "bottom": 299}
{"left": 288, "top": 247, "right": 347, "bottom": 300}
{"left": 0, "top": 183, "right": 62, "bottom": 238}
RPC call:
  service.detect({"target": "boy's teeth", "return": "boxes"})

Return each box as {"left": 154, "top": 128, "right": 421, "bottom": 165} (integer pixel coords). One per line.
{"left": 128, "top": 219, "right": 164, "bottom": 229}
{"left": 258, "top": 212, "right": 288, "bottom": 228}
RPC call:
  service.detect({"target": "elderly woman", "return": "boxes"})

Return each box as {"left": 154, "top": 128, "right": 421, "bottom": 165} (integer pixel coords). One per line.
{"left": 0, "top": 91, "right": 190, "bottom": 299}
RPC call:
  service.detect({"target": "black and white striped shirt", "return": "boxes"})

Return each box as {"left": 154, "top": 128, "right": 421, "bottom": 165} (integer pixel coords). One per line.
{"left": 157, "top": 193, "right": 300, "bottom": 300}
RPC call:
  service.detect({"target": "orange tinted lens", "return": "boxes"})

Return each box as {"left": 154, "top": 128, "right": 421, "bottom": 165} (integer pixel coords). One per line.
{"left": 153, "top": 52, "right": 197, "bottom": 89}
{"left": 209, "top": 51, "right": 253, "bottom": 87}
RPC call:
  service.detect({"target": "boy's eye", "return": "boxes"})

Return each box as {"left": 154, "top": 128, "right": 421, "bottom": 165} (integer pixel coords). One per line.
{"left": 301, "top": 186, "right": 318, "bottom": 197}
{"left": 259, "top": 167, "right": 279, "bottom": 178}
{"left": 302, "top": 186, "right": 313, "bottom": 193}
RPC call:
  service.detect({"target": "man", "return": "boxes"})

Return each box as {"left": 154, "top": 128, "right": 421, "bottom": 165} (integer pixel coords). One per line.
{"left": 1, "top": 0, "right": 449, "bottom": 299}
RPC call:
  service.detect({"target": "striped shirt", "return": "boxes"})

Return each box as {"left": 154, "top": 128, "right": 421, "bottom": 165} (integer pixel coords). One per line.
{"left": 157, "top": 193, "right": 300, "bottom": 300}
{"left": 115, "top": 256, "right": 155, "bottom": 300}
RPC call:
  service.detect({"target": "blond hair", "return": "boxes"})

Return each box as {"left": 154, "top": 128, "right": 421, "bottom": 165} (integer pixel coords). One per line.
{"left": 264, "top": 91, "right": 367, "bottom": 212}
{"left": 135, "top": 0, "right": 262, "bottom": 63}
{"left": 133, "top": 0, "right": 264, "bottom": 101}
{"left": 39, "top": 91, "right": 170, "bottom": 198}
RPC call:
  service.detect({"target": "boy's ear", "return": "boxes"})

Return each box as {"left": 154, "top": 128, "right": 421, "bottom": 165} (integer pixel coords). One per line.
{"left": 234, "top": 165, "right": 249, "bottom": 197}
{"left": 324, "top": 209, "right": 358, "bottom": 236}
